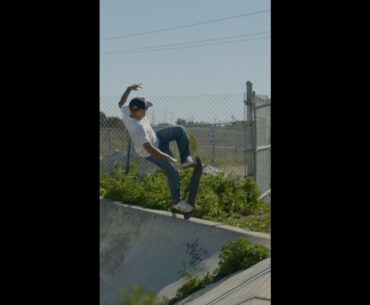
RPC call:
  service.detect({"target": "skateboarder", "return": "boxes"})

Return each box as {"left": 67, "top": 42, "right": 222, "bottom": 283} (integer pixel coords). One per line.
{"left": 118, "top": 83, "right": 196, "bottom": 213}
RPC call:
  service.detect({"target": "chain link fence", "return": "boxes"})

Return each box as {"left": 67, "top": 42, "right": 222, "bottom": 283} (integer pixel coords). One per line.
{"left": 254, "top": 95, "right": 271, "bottom": 200}
{"left": 100, "top": 82, "right": 270, "bottom": 200}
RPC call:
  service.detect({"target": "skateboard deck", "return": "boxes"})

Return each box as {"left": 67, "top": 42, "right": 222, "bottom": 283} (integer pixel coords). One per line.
{"left": 184, "top": 157, "right": 202, "bottom": 220}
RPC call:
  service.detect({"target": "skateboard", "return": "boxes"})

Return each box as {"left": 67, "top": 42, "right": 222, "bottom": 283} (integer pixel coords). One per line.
{"left": 184, "top": 157, "right": 202, "bottom": 220}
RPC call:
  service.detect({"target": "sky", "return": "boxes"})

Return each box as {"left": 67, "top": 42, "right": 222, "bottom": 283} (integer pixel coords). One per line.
{"left": 100, "top": 0, "right": 270, "bottom": 122}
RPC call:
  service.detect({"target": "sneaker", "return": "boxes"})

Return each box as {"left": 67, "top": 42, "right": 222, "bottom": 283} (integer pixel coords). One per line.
{"left": 181, "top": 156, "right": 197, "bottom": 168}
{"left": 173, "top": 200, "right": 194, "bottom": 212}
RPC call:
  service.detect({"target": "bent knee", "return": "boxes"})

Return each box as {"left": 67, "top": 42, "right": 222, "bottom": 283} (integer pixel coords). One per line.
{"left": 175, "top": 125, "right": 186, "bottom": 133}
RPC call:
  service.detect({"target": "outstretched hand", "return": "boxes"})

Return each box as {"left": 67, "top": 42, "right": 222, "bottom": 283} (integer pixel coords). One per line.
{"left": 170, "top": 157, "right": 181, "bottom": 171}
{"left": 128, "top": 83, "right": 142, "bottom": 91}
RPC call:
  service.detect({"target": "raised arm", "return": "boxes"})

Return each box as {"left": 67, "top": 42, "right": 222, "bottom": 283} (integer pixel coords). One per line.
{"left": 118, "top": 83, "right": 142, "bottom": 108}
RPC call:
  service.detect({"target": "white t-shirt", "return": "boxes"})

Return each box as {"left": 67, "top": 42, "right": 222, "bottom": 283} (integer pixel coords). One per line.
{"left": 120, "top": 105, "right": 158, "bottom": 158}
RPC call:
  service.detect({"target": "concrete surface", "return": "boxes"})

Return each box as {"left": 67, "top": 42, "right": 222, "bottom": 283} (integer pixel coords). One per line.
{"left": 100, "top": 198, "right": 270, "bottom": 305}
{"left": 174, "top": 257, "right": 270, "bottom": 305}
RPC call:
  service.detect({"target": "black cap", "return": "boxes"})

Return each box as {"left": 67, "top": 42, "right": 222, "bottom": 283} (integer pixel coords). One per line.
{"left": 129, "top": 97, "right": 153, "bottom": 111}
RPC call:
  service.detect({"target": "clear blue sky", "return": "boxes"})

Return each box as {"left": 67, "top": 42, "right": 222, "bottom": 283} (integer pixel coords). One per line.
{"left": 100, "top": 0, "right": 270, "bottom": 123}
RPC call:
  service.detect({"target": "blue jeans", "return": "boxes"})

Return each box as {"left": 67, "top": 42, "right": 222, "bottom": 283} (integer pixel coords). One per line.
{"left": 146, "top": 125, "right": 191, "bottom": 203}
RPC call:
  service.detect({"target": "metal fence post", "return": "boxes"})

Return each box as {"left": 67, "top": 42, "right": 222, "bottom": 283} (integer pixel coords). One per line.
{"left": 252, "top": 91, "right": 257, "bottom": 181}
{"left": 125, "top": 137, "right": 132, "bottom": 174}
{"left": 211, "top": 125, "right": 216, "bottom": 165}
{"left": 245, "top": 81, "right": 255, "bottom": 179}
{"left": 244, "top": 93, "right": 247, "bottom": 178}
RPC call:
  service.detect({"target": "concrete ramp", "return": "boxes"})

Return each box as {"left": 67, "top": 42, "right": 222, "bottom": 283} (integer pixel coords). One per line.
{"left": 174, "top": 257, "right": 270, "bottom": 305}
{"left": 100, "top": 199, "right": 270, "bottom": 305}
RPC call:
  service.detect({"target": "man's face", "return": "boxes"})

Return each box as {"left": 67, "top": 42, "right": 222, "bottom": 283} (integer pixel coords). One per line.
{"left": 132, "top": 108, "right": 147, "bottom": 120}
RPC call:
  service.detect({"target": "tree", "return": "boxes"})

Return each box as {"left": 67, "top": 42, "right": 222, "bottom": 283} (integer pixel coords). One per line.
{"left": 100, "top": 111, "right": 124, "bottom": 129}
{"left": 100, "top": 111, "right": 108, "bottom": 126}
{"left": 106, "top": 116, "right": 124, "bottom": 129}
{"left": 176, "top": 118, "right": 187, "bottom": 125}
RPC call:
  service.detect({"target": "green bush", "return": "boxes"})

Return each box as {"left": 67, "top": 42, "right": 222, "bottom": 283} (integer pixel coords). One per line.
{"left": 119, "top": 286, "right": 160, "bottom": 305}
{"left": 100, "top": 163, "right": 270, "bottom": 232}
{"left": 170, "top": 271, "right": 211, "bottom": 304}
{"left": 213, "top": 237, "right": 270, "bottom": 281}
{"left": 164, "top": 238, "right": 270, "bottom": 305}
